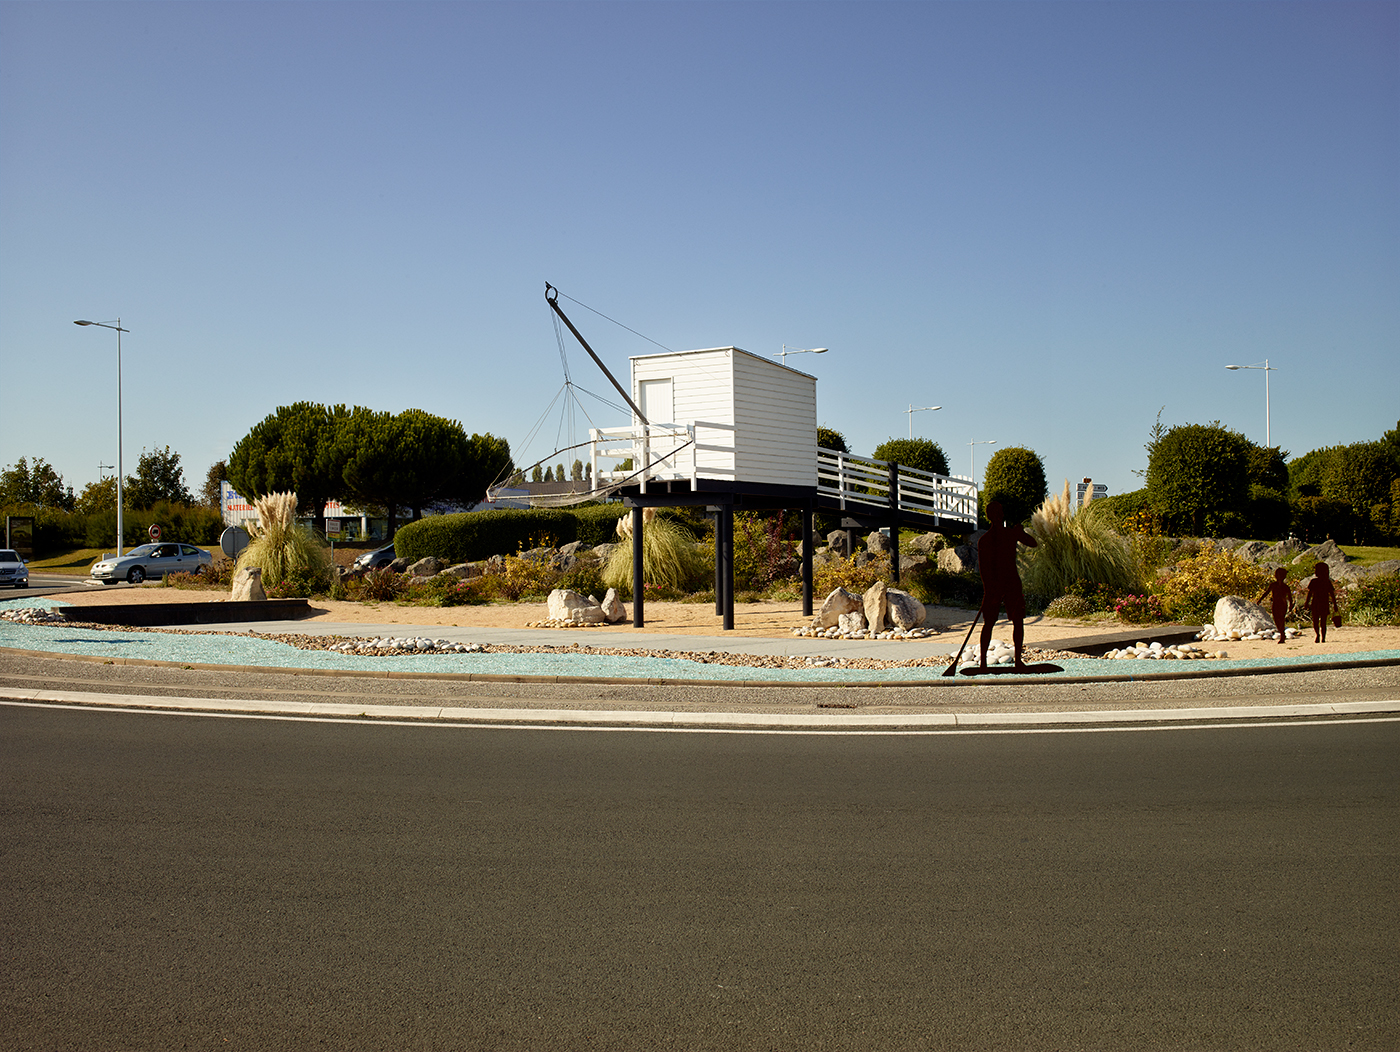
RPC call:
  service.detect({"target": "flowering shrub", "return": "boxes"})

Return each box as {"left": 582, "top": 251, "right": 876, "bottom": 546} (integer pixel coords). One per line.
{"left": 813, "top": 555, "right": 889, "bottom": 597}
{"left": 1153, "top": 542, "right": 1270, "bottom": 624}
{"left": 1114, "top": 593, "right": 1167, "bottom": 624}
{"left": 1343, "top": 573, "right": 1400, "bottom": 626}
{"left": 1044, "top": 594, "right": 1093, "bottom": 619}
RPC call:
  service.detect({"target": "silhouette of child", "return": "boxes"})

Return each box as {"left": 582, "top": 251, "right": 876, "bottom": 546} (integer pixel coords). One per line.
{"left": 977, "top": 500, "right": 1038, "bottom": 670}
{"left": 1304, "top": 562, "right": 1339, "bottom": 643}
{"left": 1257, "top": 567, "right": 1293, "bottom": 645}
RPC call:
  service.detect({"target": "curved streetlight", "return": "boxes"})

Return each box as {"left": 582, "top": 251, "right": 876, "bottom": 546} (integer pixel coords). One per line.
{"left": 774, "top": 345, "right": 828, "bottom": 365}
{"left": 905, "top": 404, "right": 942, "bottom": 439}
{"left": 1224, "top": 359, "right": 1276, "bottom": 447}
{"left": 969, "top": 438, "right": 997, "bottom": 487}
{"left": 75, "top": 319, "right": 128, "bottom": 555}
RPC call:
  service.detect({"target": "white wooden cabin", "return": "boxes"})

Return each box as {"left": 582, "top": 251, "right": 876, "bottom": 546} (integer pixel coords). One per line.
{"left": 606, "top": 347, "right": 818, "bottom": 489}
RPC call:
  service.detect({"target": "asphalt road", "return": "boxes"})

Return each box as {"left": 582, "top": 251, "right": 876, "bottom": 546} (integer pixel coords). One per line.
{"left": 3, "top": 704, "right": 1396, "bottom": 1051}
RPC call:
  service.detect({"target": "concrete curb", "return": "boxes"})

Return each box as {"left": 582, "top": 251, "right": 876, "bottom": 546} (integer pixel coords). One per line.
{"left": 3, "top": 688, "right": 1397, "bottom": 730}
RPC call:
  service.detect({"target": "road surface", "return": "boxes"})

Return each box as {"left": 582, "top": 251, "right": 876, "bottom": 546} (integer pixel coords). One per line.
{"left": 3, "top": 703, "right": 1395, "bottom": 1050}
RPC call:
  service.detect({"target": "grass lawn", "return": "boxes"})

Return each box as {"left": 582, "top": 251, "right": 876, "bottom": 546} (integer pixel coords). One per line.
{"left": 1338, "top": 545, "right": 1400, "bottom": 567}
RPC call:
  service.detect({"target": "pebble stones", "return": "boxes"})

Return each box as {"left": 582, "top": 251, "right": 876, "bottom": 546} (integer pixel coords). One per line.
{"left": 1, "top": 607, "right": 65, "bottom": 624}
{"left": 1198, "top": 623, "right": 1302, "bottom": 643}
{"left": 327, "top": 636, "right": 485, "bottom": 656}
{"left": 1105, "top": 640, "right": 1229, "bottom": 660}
{"left": 791, "top": 625, "right": 937, "bottom": 641}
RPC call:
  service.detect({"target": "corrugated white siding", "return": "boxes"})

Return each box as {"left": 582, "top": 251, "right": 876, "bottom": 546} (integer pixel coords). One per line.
{"left": 628, "top": 347, "right": 817, "bottom": 487}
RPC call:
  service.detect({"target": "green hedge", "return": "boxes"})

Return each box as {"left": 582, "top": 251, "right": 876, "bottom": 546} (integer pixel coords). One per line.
{"left": 393, "top": 509, "right": 581, "bottom": 563}
{"left": 392, "top": 503, "right": 708, "bottom": 564}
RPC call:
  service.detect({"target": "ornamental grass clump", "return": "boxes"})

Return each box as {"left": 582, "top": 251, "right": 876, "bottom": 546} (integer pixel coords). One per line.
{"left": 601, "top": 514, "right": 707, "bottom": 597}
{"left": 236, "top": 491, "right": 332, "bottom": 595}
{"left": 1019, "top": 481, "right": 1142, "bottom": 604}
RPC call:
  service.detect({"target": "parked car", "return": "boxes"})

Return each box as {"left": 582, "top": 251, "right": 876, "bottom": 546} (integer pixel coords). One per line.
{"left": 90, "top": 543, "right": 214, "bottom": 585}
{"left": 0, "top": 549, "right": 28, "bottom": 588}
{"left": 353, "top": 543, "right": 398, "bottom": 571}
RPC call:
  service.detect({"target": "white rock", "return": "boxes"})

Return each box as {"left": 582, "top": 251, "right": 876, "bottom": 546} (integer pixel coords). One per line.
{"left": 601, "top": 588, "right": 628, "bottom": 624}
{"left": 547, "top": 588, "right": 605, "bottom": 624}
{"left": 838, "top": 610, "right": 867, "bottom": 634}
{"left": 1213, "top": 595, "right": 1274, "bottom": 638}
{"left": 863, "top": 580, "right": 889, "bottom": 634}
{"left": 815, "top": 587, "right": 862, "bottom": 628}
{"left": 886, "top": 588, "right": 927, "bottom": 629}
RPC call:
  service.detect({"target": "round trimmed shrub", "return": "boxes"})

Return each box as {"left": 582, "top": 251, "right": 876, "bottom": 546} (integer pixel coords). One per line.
{"left": 982, "top": 446, "right": 1047, "bottom": 525}
{"left": 871, "top": 438, "right": 949, "bottom": 477}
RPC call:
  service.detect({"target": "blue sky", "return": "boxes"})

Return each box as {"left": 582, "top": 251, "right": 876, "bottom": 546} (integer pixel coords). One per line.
{"left": 2, "top": 1, "right": 1396, "bottom": 505}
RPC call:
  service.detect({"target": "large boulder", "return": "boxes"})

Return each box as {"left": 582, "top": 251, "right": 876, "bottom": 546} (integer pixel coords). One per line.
{"left": 591, "top": 542, "right": 619, "bottom": 565}
{"left": 815, "top": 587, "right": 861, "bottom": 628}
{"left": 601, "top": 588, "right": 628, "bottom": 623}
{"left": 886, "top": 588, "right": 927, "bottom": 629}
{"left": 826, "top": 530, "right": 851, "bottom": 558}
{"left": 547, "top": 588, "right": 605, "bottom": 624}
{"left": 937, "top": 544, "right": 977, "bottom": 574}
{"left": 1212, "top": 595, "right": 1273, "bottom": 636}
{"left": 1234, "top": 541, "right": 1271, "bottom": 563}
{"left": 1295, "top": 539, "right": 1349, "bottom": 566}
{"left": 863, "top": 580, "right": 889, "bottom": 633}
{"left": 231, "top": 566, "right": 266, "bottom": 602}
{"left": 907, "top": 532, "right": 947, "bottom": 555}
{"left": 899, "top": 554, "right": 930, "bottom": 576}
{"left": 1263, "top": 538, "right": 1307, "bottom": 563}
{"left": 866, "top": 530, "right": 894, "bottom": 555}
{"left": 441, "top": 562, "right": 482, "bottom": 580}
{"left": 408, "top": 556, "right": 445, "bottom": 577}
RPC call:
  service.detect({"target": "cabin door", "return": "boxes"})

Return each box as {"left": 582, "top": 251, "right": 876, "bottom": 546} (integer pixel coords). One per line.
{"left": 638, "top": 378, "right": 681, "bottom": 472}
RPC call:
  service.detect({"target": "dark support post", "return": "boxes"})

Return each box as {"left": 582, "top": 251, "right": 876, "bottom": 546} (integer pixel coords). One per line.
{"left": 888, "top": 461, "right": 901, "bottom": 585}
{"left": 710, "top": 507, "right": 722, "bottom": 616}
{"left": 721, "top": 504, "right": 734, "bottom": 631}
{"left": 631, "top": 504, "right": 644, "bottom": 628}
{"left": 801, "top": 507, "right": 814, "bottom": 616}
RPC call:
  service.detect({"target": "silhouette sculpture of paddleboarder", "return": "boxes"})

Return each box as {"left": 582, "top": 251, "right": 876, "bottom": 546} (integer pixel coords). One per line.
{"left": 1257, "top": 566, "right": 1294, "bottom": 645}
{"left": 1304, "top": 561, "right": 1339, "bottom": 643}
{"left": 978, "top": 500, "right": 1038, "bottom": 671}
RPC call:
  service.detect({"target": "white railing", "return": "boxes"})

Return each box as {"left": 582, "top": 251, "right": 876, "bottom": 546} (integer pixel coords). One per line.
{"left": 590, "top": 421, "right": 738, "bottom": 493}
{"left": 817, "top": 448, "right": 978, "bottom": 526}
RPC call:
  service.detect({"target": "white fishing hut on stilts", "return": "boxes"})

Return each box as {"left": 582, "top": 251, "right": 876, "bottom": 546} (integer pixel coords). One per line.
{"left": 523, "top": 285, "right": 979, "bottom": 629}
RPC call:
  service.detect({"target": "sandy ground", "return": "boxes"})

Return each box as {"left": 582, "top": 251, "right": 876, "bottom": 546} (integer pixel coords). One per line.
{"left": 52, "top": 582, "right": 1400, "bottom": 661}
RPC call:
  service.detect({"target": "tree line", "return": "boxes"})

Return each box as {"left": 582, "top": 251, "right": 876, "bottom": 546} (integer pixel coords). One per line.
{"left": 226, "top": 403, "right": 512, "bottom": 537}
{"left": 1116, "top": 416, "right": 1400, "bottom": 543}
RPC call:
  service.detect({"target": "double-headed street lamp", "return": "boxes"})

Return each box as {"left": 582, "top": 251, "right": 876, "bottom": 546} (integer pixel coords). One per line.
{"left": 774, "top": 345, "right": 828, "bottom": 365}
{"left": 905, "top": 404, "right": 942, "bottom": 439}
{"left": 969, "top": 438, "right": 997, "bottom": 487}
{"left": 74, "top": 319, "right": 128, "bottom": 555}
{"left": 1224, "top": 359, "right": 1277, "bottom": 447}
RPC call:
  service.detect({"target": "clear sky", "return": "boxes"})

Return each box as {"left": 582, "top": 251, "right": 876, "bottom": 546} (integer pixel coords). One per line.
{"left": 2, "top": 1, "right": 1396, "bottom": 505}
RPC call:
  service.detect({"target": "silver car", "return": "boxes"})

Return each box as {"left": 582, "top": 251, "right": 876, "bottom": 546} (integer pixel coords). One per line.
{"left": 90, "top": 543, "right": 214, "bottom": 585}
{"left": 0, "top": 549, "right": 28, "bottom": 588}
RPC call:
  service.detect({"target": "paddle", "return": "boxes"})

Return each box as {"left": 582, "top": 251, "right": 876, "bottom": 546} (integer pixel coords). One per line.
{"left": 942, "top": 608, "right": 982, "bottom": 677}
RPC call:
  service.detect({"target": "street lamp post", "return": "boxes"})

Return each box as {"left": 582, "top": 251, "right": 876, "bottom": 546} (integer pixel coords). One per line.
{"left": 1224, "top": 359, "right": 1277, "bottom": 447}
{"left": 75, "top": 319, "right": 128, "bottom": 555}
{"left": 774, "top": 345, "right": 828, "bottom": 365}
{"left": 969, "top": 439, "right": 997, "bottom": 487}
{"left": 905, "top": 404, "right": 942, "bottom": 439}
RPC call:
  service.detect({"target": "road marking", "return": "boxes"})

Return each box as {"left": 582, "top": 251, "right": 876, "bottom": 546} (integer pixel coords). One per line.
{"left": 3, "top": 695, "right": 1398, "bottom": 735}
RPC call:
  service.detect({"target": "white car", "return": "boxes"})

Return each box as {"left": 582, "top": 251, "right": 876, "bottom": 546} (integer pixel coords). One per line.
{"left": 90, "top": 543, "right": 214, "bottom": 585}
{"left": 0, "top": 549, "right": 28, "bottom": 588}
